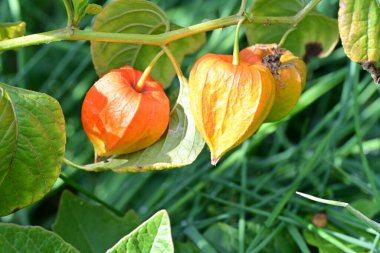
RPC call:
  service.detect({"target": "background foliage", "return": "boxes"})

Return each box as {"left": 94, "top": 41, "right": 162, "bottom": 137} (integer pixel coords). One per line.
{"left": 1, "top": 0, "right": 380, "bottom": 252}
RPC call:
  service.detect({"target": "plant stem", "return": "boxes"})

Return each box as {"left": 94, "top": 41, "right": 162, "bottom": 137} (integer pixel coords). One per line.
{"left": 161, "top": 45, "right": 184, "bottom": 113}
{"left": 0, "top": 1, "right": 320, "bottom": 53}
{"left": 237, "top": 0, "right": 248, "bottom": 16}
{"left": 278, "top": 0, "right": 322, "bottom": 46}
{"left": 63, "top": 157, "right": 87, "bottom": 170}
{"left": 134, "top": 50, "right": 164, "bottom": 92}
{"left": 161, "top": 45, "right": 184, "bottom": 80}
{"left": 295, "top": 0, "right": 322, "bottom": 21}
{"left": 62, "top": 0, "right": 74, "bottom": 27}
{"left": 238, "top": 158, "right": 247, "bottom": 253}
{"left": 59, "top": 174, "right": 123, "bottom": 216}
{"left": 233, "top": 18, "right": 245, "bottom": 66}
{"left": 0, "top": 28, "right": 70, "bottom": 52}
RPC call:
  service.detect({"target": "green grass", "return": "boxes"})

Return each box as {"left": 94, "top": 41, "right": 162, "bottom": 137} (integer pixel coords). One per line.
{"left": 1, "top": 0, "right": 380, "bottom": 252}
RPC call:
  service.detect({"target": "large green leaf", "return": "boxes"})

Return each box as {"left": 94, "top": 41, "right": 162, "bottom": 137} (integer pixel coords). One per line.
{"left": 244, "top": 0, "right": 339, "bottom": 61}
{"left": 77, "top": 79, "right": 205, "bottom": 172}
{"left": 0, "top": 22, "right": 26, "bottom": 41}
{"left": 338, "top": 0, "right": 380, "bottom": 83}
{"left": 0, "top": 223, "right": 79, "bottom": 253}
{"left": 53, "top": 191, "right": 141, "bottom": 253}
{"left": 0, "top": 83, "right": 65, "bottom": 216}
{"left": 91, "top": 0, "right": 205, "bottom": 88}
{"left": 107, "top": 210, "right": 174, "bottom": 253}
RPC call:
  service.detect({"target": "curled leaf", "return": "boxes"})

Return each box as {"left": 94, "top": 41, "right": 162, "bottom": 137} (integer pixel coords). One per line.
{"left": 86, "top": 4, "right": 102, "bottom": 15}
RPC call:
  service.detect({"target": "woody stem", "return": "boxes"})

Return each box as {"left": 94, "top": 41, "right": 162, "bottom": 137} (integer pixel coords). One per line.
{"left": 134, "top": 50, "right": 165, "bottom": 92}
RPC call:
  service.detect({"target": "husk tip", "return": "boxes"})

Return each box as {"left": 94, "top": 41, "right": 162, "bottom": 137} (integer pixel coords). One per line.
{"left": 211, "top": 157, "right": 220, "bottom": 166}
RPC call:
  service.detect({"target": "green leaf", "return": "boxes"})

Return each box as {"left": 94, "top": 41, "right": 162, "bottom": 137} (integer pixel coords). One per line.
{"left": 203, "top": 223, "right": 239, "bottom": 253}
{"left": 274, "top": 229, "right": 299, "bottom": 253}
{"left": 63, "top": 0, "right": 100, "bottom": 27}
{"left": 245, "top": 0, "right": 303, "bottom": 44}
{"left": 77, "top": 79, "right": 205, "bottom": 173}
{"left": 91, "top": 0, "right": 205, "bottom": 88}
{"left": 106, "top": 210, "right": 174, "bottom": 253}
{"left": 338, "top": 0, "right": 380, "bottom": 83}
{"left": 174, "top": 242, "right": 199, "bottom": 253}
{"left": 53, "top": 191, "right": 141, "bottom": 253}
{"left": 73, "top": 0, "right": 88, "bottom": 25}
{"left": 0, "top": 223, "right": 79, "bottom": 253}
{"left": 0, "top": 83, "right": 65, "bottom": 216}
{"left": 281, "top": 14, "right": 339, "bottom": 61}
{"left": 303, "top": 228, "right": 342, "bottom": 253}
{"left": 244, "top": 0, "right": 339, "bottom": 61}
{"left": 0, "top": 22, "right": 26, "bottom": 41}
{"left": 303, "top": 224, "right": 364, "bottom": 253}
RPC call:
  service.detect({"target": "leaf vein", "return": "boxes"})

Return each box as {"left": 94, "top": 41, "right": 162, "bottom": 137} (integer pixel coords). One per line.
{"left": 99, "top": 8, "right": 168, "bottom": 28}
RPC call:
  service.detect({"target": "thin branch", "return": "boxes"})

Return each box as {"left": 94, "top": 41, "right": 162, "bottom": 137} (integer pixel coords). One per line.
{"left": 59, "top": 174, "right": 123, "bottom": 216}
{"left": 237, "top": 0, "right": 248, "bottom": 16}
{"left": 0, "top": 4, "right": 317, "bottom": 52}
{"left": 135, "top": 50, "right": 164, "bottom": 92}
{"left": 279, "top": 0, "right": 322, "bottom": 46}
{"left": 0, "top": 28, "right": 70, "bottom": 52}
{"left": 161, "top": 45, "right": 184, "bottom": 113}
{"left": 233, "top": 17, "right": 246, "bottom": 65}
{"left": 161, "top": 45, "right": 184, "bottom": 79}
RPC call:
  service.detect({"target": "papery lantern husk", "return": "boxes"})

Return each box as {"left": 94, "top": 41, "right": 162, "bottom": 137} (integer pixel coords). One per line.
{"left": 189, "top": 54, "right": 275, "bottom": 164}
{"left": 240, "top": 44, "right": 307, "bottom": 122}
{"left": 81, "top": 66, "right": 170, "bottom": 157}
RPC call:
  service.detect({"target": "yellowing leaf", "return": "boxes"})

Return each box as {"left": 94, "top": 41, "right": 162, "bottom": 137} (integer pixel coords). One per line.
{"left": 338, "top": 0, "right": 380, "bottom": 83}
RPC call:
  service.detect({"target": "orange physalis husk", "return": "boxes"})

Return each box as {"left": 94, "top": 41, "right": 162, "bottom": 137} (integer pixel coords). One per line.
{"left": 81, "top": 66, "right": 170, "bottom": 157}
{"left": 189, "top": 54, "right": 276, "bottom": 165}
{"left": 240, "top": 44, "right": 307, "bottom": 122}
